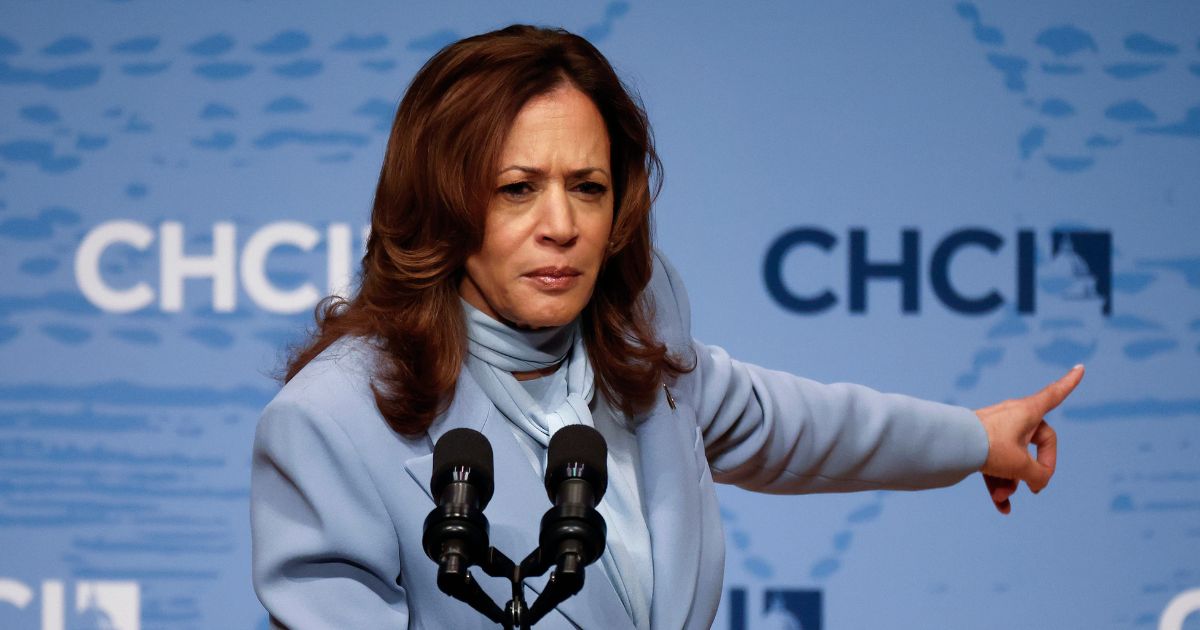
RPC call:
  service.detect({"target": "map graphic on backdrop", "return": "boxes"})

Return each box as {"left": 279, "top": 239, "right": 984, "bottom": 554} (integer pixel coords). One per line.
{"left": 1, "top": 2, "right": 1197, "bottom": 628}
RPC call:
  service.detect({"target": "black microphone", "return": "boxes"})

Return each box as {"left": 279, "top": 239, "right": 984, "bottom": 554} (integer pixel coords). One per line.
{"left": 519, "top": 425, "right": 610, "bottom": 624}
{"left": 540, "top": 424, "right": 608, "bottom": 572}
{"left": 422, "top": 428, "right": 495, "bottom": 574}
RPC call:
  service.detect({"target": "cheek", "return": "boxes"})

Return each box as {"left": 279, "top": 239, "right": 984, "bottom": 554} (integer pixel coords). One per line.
{"left": 466, "top": 253, "right": 503, "bottom": 290}
{"left": 476, "top": 214, "right": 529, "bottom": 267}
{"left": 583, "top": 214, "right": 615, "bottom": 260}
{"left": 464, "top": 242, "right": 521, "bottom": 309}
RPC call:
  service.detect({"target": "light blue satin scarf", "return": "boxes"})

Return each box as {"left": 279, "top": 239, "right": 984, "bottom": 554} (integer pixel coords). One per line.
{"left": 462, "top": 300, "right": 594, "bottom": 446}
{"left": 461, "top": 299, "right": 652, "bottom": 629}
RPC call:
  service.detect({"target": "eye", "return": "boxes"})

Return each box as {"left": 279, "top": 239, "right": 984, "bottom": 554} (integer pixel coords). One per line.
{"left": 574, "top": 181, "right": 608, "bottom": 197}
{"left": 498, "top": 181, "right": 534, "bottom": 199}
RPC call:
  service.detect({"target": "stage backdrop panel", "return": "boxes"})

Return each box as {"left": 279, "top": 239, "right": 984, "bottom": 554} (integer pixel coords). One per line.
{"left": 1, "top": 2, "right": 1198, "bottom": 629}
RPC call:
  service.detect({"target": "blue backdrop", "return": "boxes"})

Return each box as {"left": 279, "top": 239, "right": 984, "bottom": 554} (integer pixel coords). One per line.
{"left": 1, "top": 2, "right": 1198, "bottom": 628}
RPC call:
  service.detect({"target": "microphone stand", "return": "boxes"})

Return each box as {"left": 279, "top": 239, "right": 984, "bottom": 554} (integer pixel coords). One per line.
{"left": 433, "top": 542, "right": 592, "bottom": 629}
{"left": 431, "top": 544, "right": 513, "bottom": 626}
{"left": 518, "top": 542, "right": 588, "bottom": 625}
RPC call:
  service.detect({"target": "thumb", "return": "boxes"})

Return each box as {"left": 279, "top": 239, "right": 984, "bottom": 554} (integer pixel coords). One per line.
{"left": 1022, "top": 455, "right": 1053, "bottom": 494}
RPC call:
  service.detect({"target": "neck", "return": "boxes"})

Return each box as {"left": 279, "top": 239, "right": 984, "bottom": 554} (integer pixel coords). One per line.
{"left": 461, "top": 297, "right": 577, "bottom": 377}
{"left": 512, "top": 362, "right": 563, "bottom": 381}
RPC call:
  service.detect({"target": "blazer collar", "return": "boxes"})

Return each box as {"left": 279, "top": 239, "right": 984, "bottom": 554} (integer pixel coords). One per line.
{"left": 404, "top": 366, "right": 633, "bottom": 629}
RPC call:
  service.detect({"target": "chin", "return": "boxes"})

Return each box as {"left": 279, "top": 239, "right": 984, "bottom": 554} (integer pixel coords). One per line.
{"left": 514, "top": 298, "right": 586, "bottom": 329}
{"left": 518, "top": 311, "right": 575, "bottom": 330}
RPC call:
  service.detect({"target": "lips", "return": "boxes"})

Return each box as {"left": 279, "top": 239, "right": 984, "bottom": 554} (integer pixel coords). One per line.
{"left": 525, "top": 266, "right": 582, "bottom": 278}
{"left": 523, "top": 266, "right": 583, "bottom": 290}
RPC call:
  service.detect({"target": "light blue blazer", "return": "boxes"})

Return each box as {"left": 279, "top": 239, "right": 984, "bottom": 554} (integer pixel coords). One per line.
{"left": 251, "top": 252, "right": 989, "bottom": 629}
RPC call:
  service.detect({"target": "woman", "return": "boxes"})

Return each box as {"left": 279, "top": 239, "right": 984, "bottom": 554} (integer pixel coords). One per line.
{"left": 251, "top": 24, "right": 1082, "bottom": 629}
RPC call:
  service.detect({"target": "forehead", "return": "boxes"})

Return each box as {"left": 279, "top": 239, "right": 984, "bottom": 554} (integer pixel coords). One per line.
{"left": 498, "top": 86, "right": 610, "bottom": 165}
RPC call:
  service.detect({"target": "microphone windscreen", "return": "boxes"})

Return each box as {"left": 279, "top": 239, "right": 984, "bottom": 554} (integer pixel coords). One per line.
{"left": 431, "top": 428, "right": 494, "bottom": 505}
{"left": 546, "top": 424, "right": 608, "bottom": 499}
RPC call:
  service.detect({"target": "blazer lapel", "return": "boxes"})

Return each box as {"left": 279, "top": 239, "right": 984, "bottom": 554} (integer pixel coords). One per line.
{"left": 636, "top": 395, "right": 704, "bottom": 629}
{"left": 403, "top": 367, "right": 494, "bottom": 504}
{"left": 404, "top": 367, "right": 633, "bottom": 629}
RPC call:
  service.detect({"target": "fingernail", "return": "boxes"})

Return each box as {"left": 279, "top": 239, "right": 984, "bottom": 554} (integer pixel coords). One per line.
{"left": 1072, "top": 364, "right": 1084, "bottom": 371}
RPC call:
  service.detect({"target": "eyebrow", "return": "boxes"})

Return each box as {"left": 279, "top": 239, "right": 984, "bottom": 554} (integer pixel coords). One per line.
{"left": 498, "top": 165, "right": 610, "bottom": 179}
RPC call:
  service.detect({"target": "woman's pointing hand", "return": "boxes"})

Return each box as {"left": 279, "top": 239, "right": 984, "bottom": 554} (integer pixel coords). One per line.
{"left": 974, "top": 364, "right": 1085, "bottom": 514}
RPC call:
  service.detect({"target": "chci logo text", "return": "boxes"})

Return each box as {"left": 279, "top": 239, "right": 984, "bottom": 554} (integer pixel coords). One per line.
{"left": 724, "top": 586, "right": 821, "bottom": 630}
{"left": 0, "top": 579, "right": 139, "bottom": 630}
{"left": 763, "top": 227, "right": 1112, "bottom": 316}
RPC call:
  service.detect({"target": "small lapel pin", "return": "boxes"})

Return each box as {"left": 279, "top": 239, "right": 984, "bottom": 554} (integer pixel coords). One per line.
{"left": 663, "top": 383, "right": 676, "bottom": 410}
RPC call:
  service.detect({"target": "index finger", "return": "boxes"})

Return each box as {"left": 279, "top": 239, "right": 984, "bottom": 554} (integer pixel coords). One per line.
{"left": 1029, "top": 364, "right": 1085, "bottom": 416}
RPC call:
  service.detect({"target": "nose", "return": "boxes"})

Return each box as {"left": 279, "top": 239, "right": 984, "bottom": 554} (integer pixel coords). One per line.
{"left": 536, "top": 185, "right": 578, "bottom": 247}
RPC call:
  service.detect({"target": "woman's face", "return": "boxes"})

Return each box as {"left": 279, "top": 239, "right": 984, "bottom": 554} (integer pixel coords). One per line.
{"left": 460, "top": 85, "right": 614, "bottom": 329}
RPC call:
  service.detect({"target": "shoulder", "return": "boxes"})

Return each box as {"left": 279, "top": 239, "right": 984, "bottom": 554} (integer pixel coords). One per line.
{"left": 273, "top": 335, "right": 378, "bottom": 407}
{"left": 257, "top": 335, "right": 394, "bottom": 448}
{"left": 646, "top": 248, "right": 692, "bottom": 348}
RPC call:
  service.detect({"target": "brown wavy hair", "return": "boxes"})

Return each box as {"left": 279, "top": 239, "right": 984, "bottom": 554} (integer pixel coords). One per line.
{"left": 283, "top": 24, "right": 691, "bottom": 434}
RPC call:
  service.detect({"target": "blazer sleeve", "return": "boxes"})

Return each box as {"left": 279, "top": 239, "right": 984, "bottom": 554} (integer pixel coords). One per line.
{"left": 649, "top": 251, "right": 990, "bottom": 494}
{"left": 251, "top": 394, "right": 409, "bottom": 628}
{"left": 688, "top": 342, "right": 989, "bottom": 493}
